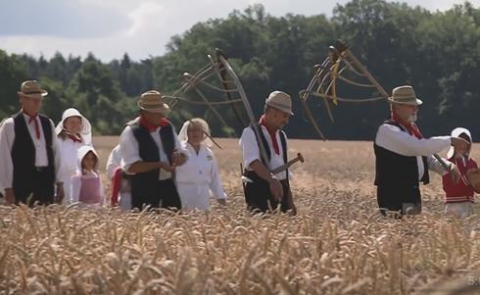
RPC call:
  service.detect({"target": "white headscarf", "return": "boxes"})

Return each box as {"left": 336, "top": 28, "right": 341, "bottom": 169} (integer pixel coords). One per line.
{"left": 56, "top": 108, "right": 92, "bottom": 145}
{"left": 178, "top": 118, "right": 213, "bottom": 148}
{"left": 447, "top": 127, "right": 472, "bottom": 159}
{"left": 77, "top": 145, "right": 99, "bottom": 174}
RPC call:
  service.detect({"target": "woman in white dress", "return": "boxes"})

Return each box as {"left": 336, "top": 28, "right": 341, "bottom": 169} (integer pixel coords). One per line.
{"left": 55, "top": 108, "right": 92, "bottom": 204}
{"left": 175, "top": 118, "right": 226, "bottom": 211}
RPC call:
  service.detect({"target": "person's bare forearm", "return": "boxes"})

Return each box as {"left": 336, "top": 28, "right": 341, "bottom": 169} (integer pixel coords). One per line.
{"left": 250, "top": 160, "right": 283, "bottom": 200}
{"left": 128, "top": 161, "right": 163, "bottom": 174}
{"left": 249, "top": 160, "right": 275, "bottom": 182}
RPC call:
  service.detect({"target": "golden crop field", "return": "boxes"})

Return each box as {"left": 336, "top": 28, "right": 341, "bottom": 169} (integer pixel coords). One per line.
{"left": 0, "top": 137, "right": 479, "bottom": 294}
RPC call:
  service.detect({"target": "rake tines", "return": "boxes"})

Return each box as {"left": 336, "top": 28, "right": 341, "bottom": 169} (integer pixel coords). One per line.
{"left": 299, "top": 40, "right": 389, "bottom": 140}
{"left": 164, "top": 49, "right": 250, "bottom": 138}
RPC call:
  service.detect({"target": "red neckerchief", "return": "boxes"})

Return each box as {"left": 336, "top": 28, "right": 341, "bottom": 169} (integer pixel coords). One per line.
{"left": 391, "top": 111, "right": 423, "bottom": 139}
{"left": 259, "top": 115, "right": 279, "bottom": 155}
{"left": 140, "top": 114, "right": 170, "bottom": 132}
{"left": 23, "top": 111, "right": 40, "bottom": 139}
{"left": 67, "top": 134, "right": 82, "bottom": 143}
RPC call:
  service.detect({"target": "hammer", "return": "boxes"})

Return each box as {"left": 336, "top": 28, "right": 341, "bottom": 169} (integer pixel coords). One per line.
{"left": 271, "top": 153, "right": 305, "bottom": 174}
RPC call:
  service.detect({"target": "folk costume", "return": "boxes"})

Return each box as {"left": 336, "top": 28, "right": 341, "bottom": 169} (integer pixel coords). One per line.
{"left": 239, "top": 91, "right": 295, "bottom": 214}
{"left": 0, "top": 80, "right": 62, "bottom": 206}
{"left": 70, "top": 145, "right": 104, "bottom": 208}
{"left": 120, "top": 90, "right": 187, "bottom": 210}
{"left": 176, "top": 120, "right": 226, "bottom": 211}
{"left": 442, "top": 128, "right": 477, "bottom": 218}
{"left": 107, "top": 144, "right": 131, "bottom": 211}
{"left": 56, "top": 108, "right": 92, "bottom": 204}
{"left": 374, "top": 86, "right": 452, "bottom": 216}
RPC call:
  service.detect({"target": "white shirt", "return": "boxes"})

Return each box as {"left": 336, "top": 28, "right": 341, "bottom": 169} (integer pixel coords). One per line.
{"left": 239, "top": 125, "right": 288, "bottom": 180}
{"left": 119, "top": 123, "right": 187, "bottom": 180}
{"left": 57, "top": 138, "right": 89, "bottom": 176}
{"left": 0, "top": 114, "right": 62, "bottom": 194}
{"left": 375, "top": 123, "right": 452, "bottom": 178}
{"left": 175, "top": 142, "right": 226, "bottom": 199}
{"left": 106, "top": 144, "right": 132, "bottom": 211}
{"left": 106, "top": 144, "right": 122, "bottom": 179}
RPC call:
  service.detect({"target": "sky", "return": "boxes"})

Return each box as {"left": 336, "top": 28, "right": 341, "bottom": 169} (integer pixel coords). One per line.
{"left": 0, "top": 0, "right": 477, "bottom": 62}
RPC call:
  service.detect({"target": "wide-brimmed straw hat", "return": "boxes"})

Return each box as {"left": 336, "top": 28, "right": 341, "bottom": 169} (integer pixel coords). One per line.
{"left": 17, "top": 80, "right": 48, "bottom": 99}
{"left": 137, "top": 90, "right": 170, "bottom": 113}
{"left": 387, "top": 85, "right": 423, "bottom": 106}
{"left": 265, "top": 90, "right": 294, "bottom": 115}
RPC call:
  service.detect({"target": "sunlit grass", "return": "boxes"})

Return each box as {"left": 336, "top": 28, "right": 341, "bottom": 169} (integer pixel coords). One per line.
{"left": 0, "top": 138, "right": 479, "bottom": 294}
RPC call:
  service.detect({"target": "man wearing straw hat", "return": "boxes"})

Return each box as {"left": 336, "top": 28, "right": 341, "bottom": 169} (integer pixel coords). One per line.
{"left": 0, "top": 80, "right": 64, "bottom": 206}
{"left": 374, "top": 85, "right": 470, "bottom": 216}
{"left": 239, "top": 90, "right": 297, "bottom": 214}
{"left": 119, "top": 90, "right": 187, "bottom": 211}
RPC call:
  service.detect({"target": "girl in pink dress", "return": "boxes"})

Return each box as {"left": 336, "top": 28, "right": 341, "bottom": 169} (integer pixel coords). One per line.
{"left": 70, "top": 146, "right": 104, "bottom": 208}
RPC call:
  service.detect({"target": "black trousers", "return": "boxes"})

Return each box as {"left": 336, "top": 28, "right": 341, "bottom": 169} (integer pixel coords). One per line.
{"left": 14, "top": 167, "right": 55, "bottom": 206}
{"left": 244, "top": 171, "right": 293, "bottom": 213}
{"left": 132, "top": 178, "right": 181, "bottom": 211}
{"left": 376, "top": 184, "right": 422, "bottom": 216}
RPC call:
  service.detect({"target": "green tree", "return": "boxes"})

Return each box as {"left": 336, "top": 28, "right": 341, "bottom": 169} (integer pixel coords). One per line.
{"left": 0, "top": 50, "right": 28, "bottom": 118}
{"left": 66, "top": 53, "right": 126, "bottom": 134}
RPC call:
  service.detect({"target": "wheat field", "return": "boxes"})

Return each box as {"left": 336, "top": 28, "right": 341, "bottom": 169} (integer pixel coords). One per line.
{"left": 0, "top": 137, "right": 479, "bottom": 294}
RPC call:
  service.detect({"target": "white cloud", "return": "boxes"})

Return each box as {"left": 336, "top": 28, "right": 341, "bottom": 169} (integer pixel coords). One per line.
{"left": 126, "top": 2, "right": 169, "bottom": 36}
{"left": 0, "top": 0, "right": 478, "bottom": 61}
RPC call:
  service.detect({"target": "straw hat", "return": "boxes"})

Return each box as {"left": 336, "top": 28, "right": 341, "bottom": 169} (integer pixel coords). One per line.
{"left": 387, "top": 85, "right": 423, "bottom": 106}
{"left": 137, "top": 90, "right": 170, "bottom": 113}
{"left": 17, "top": 80, "right": 48, "bottom": 99}
{"left": 265, "top": 90, "right": 294, "bottom": 115}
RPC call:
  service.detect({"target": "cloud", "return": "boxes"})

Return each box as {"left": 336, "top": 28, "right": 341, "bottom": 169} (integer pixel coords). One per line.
{"left": 0, "top": 0, "right": 478, "bottom": 61}
{"left": 0, "top": 0, "right": 129, "bottom": 38}
{"left": 126, "top": 2, "right": 169, "bottom": 36}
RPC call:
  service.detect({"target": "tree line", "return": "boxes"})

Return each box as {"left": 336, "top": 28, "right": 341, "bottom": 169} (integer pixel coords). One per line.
{"left": 1, "top": 0, "right": 479, "bottom": 140}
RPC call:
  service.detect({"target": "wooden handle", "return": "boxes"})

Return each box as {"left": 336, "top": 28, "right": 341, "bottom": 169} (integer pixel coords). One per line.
{"left": 271, "top": 153, "right": 304, "bottom": 174}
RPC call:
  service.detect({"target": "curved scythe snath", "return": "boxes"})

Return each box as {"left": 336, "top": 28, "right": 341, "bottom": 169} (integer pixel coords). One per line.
{"left": 300, "top": 40, "right": 451, "bottom": 170}
{"left": 163, "top": 49, "right": 269, "bottom": 163}
{"left": 299, "top": 40, "right": 389, "bottom": 140}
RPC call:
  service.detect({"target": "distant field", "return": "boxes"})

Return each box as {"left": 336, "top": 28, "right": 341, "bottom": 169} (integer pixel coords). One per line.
{"left": 0, "top": 137, "right": 479, "bottom": 294}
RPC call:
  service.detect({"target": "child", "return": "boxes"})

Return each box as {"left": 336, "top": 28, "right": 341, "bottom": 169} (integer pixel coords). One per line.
{"left": 175, "top": 118, "right": 227, "bottom": 211}
{"left": 442, "top": 127, "right": 477, "bottom": 218}
{"left": 106, "top": 144, "right": 131, "bottom": 211}
{"left": 56, "top": 108, "right": 92, "bottom": 204}
{"left": 70, "top": 145, "right": 104, "bottom": 208}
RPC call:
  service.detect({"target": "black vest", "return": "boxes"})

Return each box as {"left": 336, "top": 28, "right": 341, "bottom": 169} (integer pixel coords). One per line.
{"left": 250, "top": 123, "right": 289, "bottom": 180}
{"left": 129, "top": 119, "right": 175, "bottom": 198}
{"left": 12, "top": 113, "right": 55, "bottom": 189}
{"left": 374, "top": 120, "right": 429, "bottom": 188}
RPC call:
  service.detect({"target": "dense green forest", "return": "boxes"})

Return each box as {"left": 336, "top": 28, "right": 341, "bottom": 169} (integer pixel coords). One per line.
{"left": 1, "top": 0, "right": 479, "bottom": 140}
